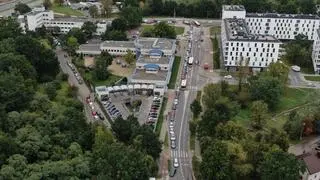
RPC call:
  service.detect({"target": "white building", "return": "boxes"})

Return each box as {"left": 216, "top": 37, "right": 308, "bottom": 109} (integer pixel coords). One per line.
{"left": 221, "top": 18, "right": 281, "bottom": 70}
{"left": 221, "top": 5, "right": 320, "bottom": 72}
{"left": 18, "top": 7, "right": 109, "bottom": 35}
{"left": 312, "top": 30, "right": 320, "bottom": 73}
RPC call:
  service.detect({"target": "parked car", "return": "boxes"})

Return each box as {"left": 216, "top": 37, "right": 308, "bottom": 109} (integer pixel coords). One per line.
{"left": 169, "top": 167, "right": 177, "bottom": 177}
{"left": 224, "top": 75, "right": 233, "bottom": 79}
{"left": 291, "top": 65, "right": 301, "bottom": 72}
{"left": 170, "top": 134, "right": 176, "bottom": 141}
{"left": 96, "top": 112, "right": 104, "bottom": 120}
{"left": 91, "top": 111, "right": 97, "bottom": 116}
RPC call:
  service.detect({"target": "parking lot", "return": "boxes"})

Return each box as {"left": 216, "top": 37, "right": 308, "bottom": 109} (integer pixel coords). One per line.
{"left": 100, "top": 91, "right": 162, "bottom": 126}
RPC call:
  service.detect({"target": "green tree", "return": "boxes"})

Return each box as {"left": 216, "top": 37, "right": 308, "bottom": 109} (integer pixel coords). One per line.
{"left": 283, "top": 111, "right": 303, "bottom": 140}
{"left": 0, "top": 18, "right": 22, "bottom": 41}
{"left": 152, "top": 21, "right": 176, "bottom": 39}
{"left": 92, "top": 51, "right": 112, "bottom": 81}
{"left": 88, "top": 5, "right": 99, "bottom": 18}
{"left": 214, "top": 121, "right": 247, "bottom": 141}
{"left": 120, "top": 6, "right": 142, "bottom": 28}
{"left": 200, "top": 140, "right": 232, "bottom": 180}
{"left": 67, "top": 28, "right": 87, "bottom": 44}
{"left": 266, "top": 62, "right": 289, "bottom": 86}
{"left": 111, "top": 18, "right": 128, "bottom": 31}
{"left": 54, "top": 0, "right": 64, "bottom": 6}
{"left": 263, "top": 128, "right": 290, "bottom": 151}
{"left": 14, "top": 3, "right": 31, "bottom": 14}
{"left": 190, "top": 99, "right": 202, "bottom": 118}
{"left": 111, "top": 117, "right": 134, "bottom": 143}
{"left": 102, "top": 30, "right": 128, "bottom": 41}
{"left": 43, "top": 0, "right": 52, "bottom": 10}
{"left": 202, "top": 83, "right": 221, "bottom": 109}
{"left": 81, "top": 21, "right": 97, "bottom": 39}
{"left": 259, "top": 151, "right": 306, "bottom": 180}
{"left": 250, "top": 100, "right": 269, "bottom": 130}
{"left": 124, "top": 49, "right": 135, "bottom": 65}
{"left": 249, "top": 76, "right": 283, "bottom": 110}
{"left": 0, "top": 154, "right": 27, "bottom": 179}
{"left": 44, "top": 82, "right": 58, "bottom": 100}
{"left": 0, "top": 38, "right": 16, "bottom": 54}
{"left": 66, "top": 36, "right": 79, "bottom": 54}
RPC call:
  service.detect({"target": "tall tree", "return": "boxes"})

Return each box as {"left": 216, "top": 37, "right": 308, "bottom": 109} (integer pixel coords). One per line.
{"left": 66, "top": 36, "right": 79, "bottom": 54}
{"left": 265, "top": 61, "right": 289, "bottom": 86}
{"left": 124, "top": 49, "right": 135, "bottom": 65}
{"left": 250, "top": 100, "right": 269, "bottom": 130}
{"left": 249, "top": 76, "right": 283, "bottom": 110}
{"left": 152, "top": 22, "right": 176, "bottom": 39}
{"left": 88, "top": 5, "right": 99, "bottom": 18}
{"left": 14, "top": 3, "right": 31, "bottom": 14}
{"left": 120, "top": 6, "right": 142, "bottom": 28}
{"left": 81, "top": 21, "right": 97, "bottom": 39}
{"left": 102, "top": 30, "right": 128, "bottom": 41}
{"left": 0, "top": 18, "right": 22, "bottom": 41}
{"left": 100, "top": 0, "right": 113, "bottom": 17}
{"left": 258, "top": 151, "right": 306, "bottom": 180}
{"left": 190, "top": 99, "right": 202, "bottom": 119}
{"left": 43, "top": 0, "right": 52, "bottom": 10}
{"left": 111, "top": 18, "right": 128, "bottom": 31}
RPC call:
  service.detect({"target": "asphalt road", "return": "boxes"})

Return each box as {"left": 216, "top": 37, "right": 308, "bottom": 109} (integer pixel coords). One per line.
{"left": 169, "top": 25, "right": 205, "bottom": 180}
{"left": 0, "top": 0, "right": 42, "bottom": 16}
{"left": 56, "top": 48, "right": 110, "bottom": 128}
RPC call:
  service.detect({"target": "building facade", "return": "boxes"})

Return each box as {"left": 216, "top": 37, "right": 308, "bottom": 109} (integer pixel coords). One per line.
{"left": 18, "top": 7, "right": 109, "bottom": 35}
{"left": 222, "top": 5, "right": 320, "bottom": 72}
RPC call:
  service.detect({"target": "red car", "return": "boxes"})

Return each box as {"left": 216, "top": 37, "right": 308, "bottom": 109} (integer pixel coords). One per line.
{"left": 86, "top": 96, "right": 91, "bottom": 104}
{"left": 91, "top": 111, "right": 97, "bottom": 116}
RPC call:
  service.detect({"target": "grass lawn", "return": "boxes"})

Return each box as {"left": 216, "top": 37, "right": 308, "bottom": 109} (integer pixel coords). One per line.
{"left": 141, "top": 25, "right": 185, "bottom": 35}
{"left": 210, "top": 26, "right": 221, "bottom": 36}
{"left": 164, "top": 133, "right": 169, "bottom": 148}
{"left": 233, "top": 88, "right": 316, "bottom": 128}
{"left": 156, "top": 97, "right": 168, "bottom": 136}
{"left": 52, "top": 4, "right": 84, "bottom": 16}
{"left": 168, "top": 56, "right": 181, "bottom": 89}
{"left": 84, "top": 72, "right": 123, "bottom": 87}
{"left": 304, "top": 75, "right": 320, "bottom": 81}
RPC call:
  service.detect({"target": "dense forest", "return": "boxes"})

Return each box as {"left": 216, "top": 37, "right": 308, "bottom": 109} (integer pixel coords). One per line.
{"left": 123, "top": 0, "right": 320, "bottom": 18}
{"left": 0, "top": 17, "right": 161, "bottom": 179}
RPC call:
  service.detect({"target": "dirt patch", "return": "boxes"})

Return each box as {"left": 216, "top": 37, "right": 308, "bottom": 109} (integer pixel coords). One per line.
{"left": 84, "top": 57, "right": 94, "bottom": 68}
{"left": 108, "top": 57, "right": 134, "bottom": 77}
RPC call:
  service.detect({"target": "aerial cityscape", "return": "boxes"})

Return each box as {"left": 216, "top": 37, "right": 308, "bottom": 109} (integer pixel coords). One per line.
{"left": 0, "top": 0, "right": 320, "bottom": 179}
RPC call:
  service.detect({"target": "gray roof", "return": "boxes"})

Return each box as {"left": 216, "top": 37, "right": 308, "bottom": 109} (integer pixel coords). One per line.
{"left": 101, "top": 41, "right": 135, "bottom": 48}
{"left": 246, "top": 13, "right": 320, "bottom": 20}
{"left": 223, "top": 5, "right": 245, "bottom": 11}
{"left": 78, "top": 44, "right": 101, "bottom": 52}
{"left": 224, "top": 18, "right": 279, "bottom": 42}
{"left": 137, "top": 55, "right": 171, "bottom": 65}
{"left": 131, "top": 70, "right": 168, "bottom": 81}
{"left": 298, "top": 152, "right": 320, "bottom": 175}
{"left": 135, "top": 38, "right": 175, "bottom": 51}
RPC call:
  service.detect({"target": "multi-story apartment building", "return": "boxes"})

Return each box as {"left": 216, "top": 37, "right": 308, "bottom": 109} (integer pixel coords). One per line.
{"left": 222, "top": 5, "right": 320, "bottom": 72}
{"left": 312, "top": 30, "right": 320, "bottom": 73}
{"left": 221, "top": 18, "right": 281, "bottom": 70}
{"left": 18, "top": 7, "right": 109, "bottom": 35}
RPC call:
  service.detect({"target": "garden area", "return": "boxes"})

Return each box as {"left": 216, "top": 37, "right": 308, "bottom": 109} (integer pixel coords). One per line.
{"left": 52, "top": 4, "right": 84, "bottom": 16}
{"left": 304, "top": 75, "right": 320, "bottom": 81}
{"left": 168, "top": 56, "right": 181, "bottom": 89}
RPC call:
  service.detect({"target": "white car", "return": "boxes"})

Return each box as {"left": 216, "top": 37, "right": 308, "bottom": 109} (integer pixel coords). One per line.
{"left": 174, "top": 99, "right": 179, "bottom": 105}
{"left": 307, "top": 82, "right": 316, "bottom": 87}
{"left": 170, "top": 134, "right": 176, "bottom": 141}
{"left": 173, "top": 158, "right": 179, "bottom": 168}
{"left": 224, "top": 75, "right": 233, "bottom": 79}
{"left": 291, "top": 65, "right": 301, "bottom": 72}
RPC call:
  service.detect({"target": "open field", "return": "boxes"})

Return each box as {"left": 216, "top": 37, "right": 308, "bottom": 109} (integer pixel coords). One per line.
{"left": 168, "top": 56, "right": 181, "bottom": 89}
{"left": 84, "top": 72, "right": 123, "bottom": 87}
{"left": 304, "top": 75, "right": 320, "bottom": 81}
{"left": 233, "top": 88, "right": 316, "bottom": 129}
{"left": 52, "top": 4, "right": 84, "bottom": 16}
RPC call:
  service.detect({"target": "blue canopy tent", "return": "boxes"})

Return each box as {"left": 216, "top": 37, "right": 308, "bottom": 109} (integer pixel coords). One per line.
{"left": 144, "top": 64, "right": 160, "bottom": 71}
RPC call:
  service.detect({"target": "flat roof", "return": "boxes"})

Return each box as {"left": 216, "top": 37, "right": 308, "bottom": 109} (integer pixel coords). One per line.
{"left": 298, "top": 152, "right": 320, "bottom": 174}
{"left": 78, "top": 43, "right": 101, "bottom": 52}
{"left": 135, "top": 38, "right": 175, "bottom": 51}
{"left": 25, "top": 10, "right": 51, "bottom": 16}
{"left": 223, "top": 5, "right": 245, "bottom": 11}
{"left": 224, "top": 18, "right": 279, "bottom": 42}
{"left": 246, "top": 13, "right": 320, "bottom": 20}
{"left": 131, "top": 70, "right": 168, "bottom": 82}
{"left": 101, "top": 41, "right": 135, "bottom": 48}
{"left": 137, "top": 55, "right": 170, "bottom": 65}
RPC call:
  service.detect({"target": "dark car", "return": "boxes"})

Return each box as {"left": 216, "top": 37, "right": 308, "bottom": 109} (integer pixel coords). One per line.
{"left": 96, "top": 112, "right": 105, "bottom": 120}
{"left": 169, "top": 167, "right": 177, "bottom": 177}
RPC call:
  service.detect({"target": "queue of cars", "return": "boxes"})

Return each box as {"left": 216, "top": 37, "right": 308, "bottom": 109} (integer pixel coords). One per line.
{"left": 102, "top": 100, "right": 122, "bottom": 120}
{"left": 146, "top": 96, "right": 161, "bottom": 125}
{"left": 66, "top": 56, "right": 83, "bottom": 84}
{"left": 86, "top": 96, "right": 104, "bottom": 121}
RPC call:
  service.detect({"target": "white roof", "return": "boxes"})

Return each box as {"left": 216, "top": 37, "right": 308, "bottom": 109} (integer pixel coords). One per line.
{"left": 113, "top": 86, "right": 121, "bottom": 91}
{"left": 120, "top": 85, "right": 128, "bottom": 90}
{"left": 148, "top": 84, "right": 154, "bottom": 89}
{"left": 141, "top": 84, "right": 148, "bottom": 89}
{"left": 134, "top": 84, "right": 141, "bottom": 89}
{"left": 128, "top": 84, "right": 134, "bottom": 89}
{"left": 107, "top": 87, "right": 114, "bottom": 92}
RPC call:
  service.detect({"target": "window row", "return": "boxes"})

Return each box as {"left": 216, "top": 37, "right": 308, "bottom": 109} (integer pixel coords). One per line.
{"left": 226, "top": 47, "right": 276, "bottom": 53}
{"left": 225, "top": 42, "right": 275, "bottom": 48}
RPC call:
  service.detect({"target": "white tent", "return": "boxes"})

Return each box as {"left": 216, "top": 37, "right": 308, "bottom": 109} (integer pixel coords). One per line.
{"left": 120, "top": 85, "right": 128, "bottom": 90}
{"left": 107, "top": 86, "right": 114, "bottom": 92}
{"left": 113, "top": 86, "right": 121, "bottom": 91}
{"left": 133, "top": 84, "right": 141, "bottom": 90}
{"left": 141, "top": 84, "right": 148, "bottom": 89}
{"left": 148, "top": 84, "right": 154, "bottom": 89}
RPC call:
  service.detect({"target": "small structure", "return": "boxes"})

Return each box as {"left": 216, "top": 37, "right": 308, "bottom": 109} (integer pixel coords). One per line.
{"left": 298, "top": 151, "right": 320, "bottom": 180}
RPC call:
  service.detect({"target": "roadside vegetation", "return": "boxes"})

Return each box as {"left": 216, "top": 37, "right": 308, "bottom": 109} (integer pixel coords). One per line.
{"left": 52, "top": 4, "right": 85, "bottom": 16}
{"left": 189, "top": 59, "right": 317, "bottom": 179}
{"left": 156, "top": 97, "right": 168, "bottom": 137}
{"left": 304, "top": 75, "right": 320, "bottom": 81}
{"left": 168, "top": 56, "right": 181, "bottom": 89}
{"left": 141, "top": 22, "right": 178, "bottom": 39}
{"left": 211, "top": 34, "right": 220, "bottom": 69}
